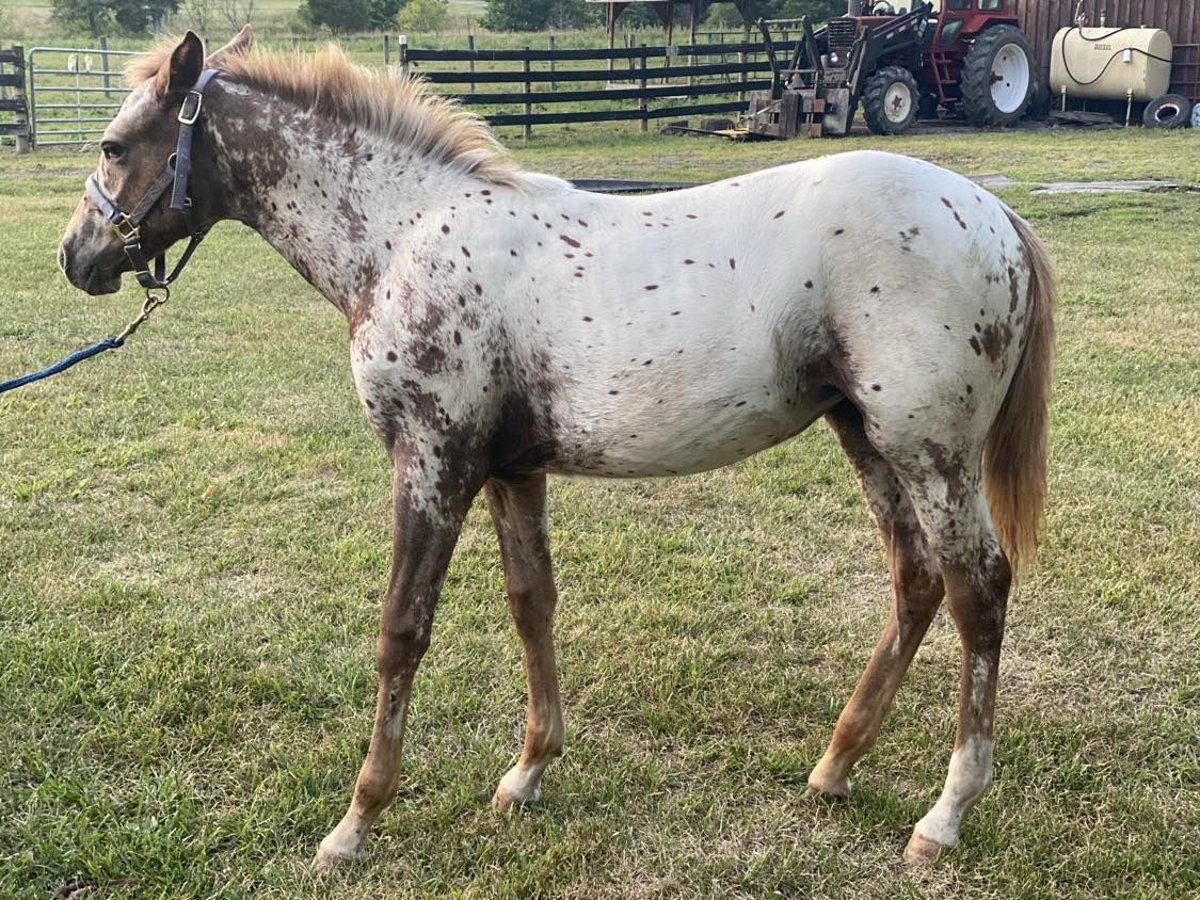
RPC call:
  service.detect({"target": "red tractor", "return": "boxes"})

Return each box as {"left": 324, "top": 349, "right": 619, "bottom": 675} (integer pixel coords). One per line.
{"left": 754, "top": 0, "right": 1035, "bottom": 136}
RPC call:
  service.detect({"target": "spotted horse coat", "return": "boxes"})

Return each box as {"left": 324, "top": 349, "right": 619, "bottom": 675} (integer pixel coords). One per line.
{"left": 58, "top": 29, "right": 1055, "bottom": 867}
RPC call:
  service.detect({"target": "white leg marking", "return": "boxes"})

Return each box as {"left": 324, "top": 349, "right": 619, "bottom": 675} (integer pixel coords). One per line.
{"left": 384, "top": 696, "right": 409, "bottom": 741}
{"left": 316, "top": 815, "right": 370, "bottom": 866}
{"left": 913, "top": 734, "right": 994, "bottom": 848}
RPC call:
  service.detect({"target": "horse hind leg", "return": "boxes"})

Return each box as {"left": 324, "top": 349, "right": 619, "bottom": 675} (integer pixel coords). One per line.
{"left": 867, "top": 430, "right": 1012, "bottom": 864}
{"left": 484, "top": 474, "right": 565, "bottom": 810}
{"left": 808, "top": 401, "right": 945, "bottom": 798}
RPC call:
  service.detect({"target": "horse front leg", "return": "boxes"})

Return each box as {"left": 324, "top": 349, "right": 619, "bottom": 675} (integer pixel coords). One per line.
{"left": 316, "top": 458, "right": 478, "bottom": 866}
{"left": 484, "top": 474, "right": 565, "bottom": 810}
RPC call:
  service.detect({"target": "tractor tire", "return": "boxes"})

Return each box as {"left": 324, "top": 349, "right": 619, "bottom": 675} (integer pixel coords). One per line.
{"left": 863, "top": 66, "right": 920, "bottom": 135}
{"left": 960, "top": 25, "right": 1034, "bottom": 126}
{"left": 1142, "top": 94, "right": 1192, "bottom": 128}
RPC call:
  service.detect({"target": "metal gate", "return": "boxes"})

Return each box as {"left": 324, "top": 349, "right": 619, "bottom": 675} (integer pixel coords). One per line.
{"left": 28, "top": 45, "right": 135, "bottom": 148}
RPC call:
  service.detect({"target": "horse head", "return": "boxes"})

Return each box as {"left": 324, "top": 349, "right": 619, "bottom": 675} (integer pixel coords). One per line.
{"left": 59, "top": 28, "right": 253, "bottom": 295}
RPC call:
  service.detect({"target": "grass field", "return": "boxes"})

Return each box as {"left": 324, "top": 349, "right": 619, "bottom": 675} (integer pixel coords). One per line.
{"left": 1, "top": 123, "right": 1199, "bottom": 898}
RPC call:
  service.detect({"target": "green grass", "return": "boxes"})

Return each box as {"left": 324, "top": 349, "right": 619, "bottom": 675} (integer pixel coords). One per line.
{"left": 2, "top": 128, "right": 1198, "bottom": 898}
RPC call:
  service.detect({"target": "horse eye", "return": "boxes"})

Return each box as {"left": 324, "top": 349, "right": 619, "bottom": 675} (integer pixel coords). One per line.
{"left": 100, "top": 140, "right": 125, "bottom": 161}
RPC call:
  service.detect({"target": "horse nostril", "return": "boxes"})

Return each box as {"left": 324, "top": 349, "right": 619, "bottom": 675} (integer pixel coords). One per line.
{"left": 58, "top": 243, "right": 69, "bottom": 273}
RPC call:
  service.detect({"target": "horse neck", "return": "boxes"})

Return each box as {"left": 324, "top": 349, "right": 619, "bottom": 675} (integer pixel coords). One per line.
{"left": 203, "top": 82, "right": 470, "bottom": 320}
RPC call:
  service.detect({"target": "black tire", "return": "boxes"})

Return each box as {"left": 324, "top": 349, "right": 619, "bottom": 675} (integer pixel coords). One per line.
{"left": 1143, "top": 94, "right": 1192, "bottom": 129}
{"left": 960, "top": 25, "right": 1034, "bottom": 126}
{"left": 917, "top": 92, "right": 939, "bottom": 120}
{"left": 862, "top": 66, "right": 920, "bottom": 135}
{"left": 1027, "top": 80, "right": 1052, "bottom": 118}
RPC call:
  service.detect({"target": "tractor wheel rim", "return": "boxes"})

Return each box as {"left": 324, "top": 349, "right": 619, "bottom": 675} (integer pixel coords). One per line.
{"left": 990, "top": 45, "right": 1030, "bottom": 113}
{"left": 885, "top": 82, "right": 912, "bottom": 123}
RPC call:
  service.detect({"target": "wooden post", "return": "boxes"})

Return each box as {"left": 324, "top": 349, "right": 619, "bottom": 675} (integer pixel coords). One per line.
{"left": 739, "top": 41, "right": 748, "bottom": 103}
{"left": 468, "top": 34, "right": 476, "bottom": 94}
{"left": 548, "top": 35, "right": 556, "bottom": 92}
{"left": 522, "top": 49, "right": 532, "bottom": 142}
{"left": 639, "top": 46, "right": 648, "bottom": 133}
{"left": 399, "top": 34, "right": 409, "bottom": 79}
{"left": 99, "top": 36, "right": 111, "bottom": 102}
{"left": 383, "top": 33, "right": 390, "bottom": 67}
{"left": 1, "top": 45, "right": 30, "bottom": 153}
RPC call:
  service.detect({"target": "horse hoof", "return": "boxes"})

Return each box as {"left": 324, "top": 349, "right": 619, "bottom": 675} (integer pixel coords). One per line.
{"left": 806, "top": 765, "right": 852, "bottom": 799}
{"left": 314, "top": 839, "right": 366, "bottom": 870}
{"left": 491, "top": 777, "right": 542, "bottom": 812}
{"left": 903, "top": 830, "right": 948, "bottom": 866}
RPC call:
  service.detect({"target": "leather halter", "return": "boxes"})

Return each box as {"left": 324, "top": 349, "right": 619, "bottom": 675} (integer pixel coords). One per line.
{"left": 85, "top": 68, "right": 219, "bottom": 291}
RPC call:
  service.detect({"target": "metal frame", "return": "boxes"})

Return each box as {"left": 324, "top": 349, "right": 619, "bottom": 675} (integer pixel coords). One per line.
{"left": 28, "top": 46, "right": 136, "bottom": 148}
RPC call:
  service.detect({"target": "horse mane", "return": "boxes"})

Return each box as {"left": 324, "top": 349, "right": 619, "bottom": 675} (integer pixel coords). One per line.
{"left": 127, "top": 39, "right": 525, "bottom": 187}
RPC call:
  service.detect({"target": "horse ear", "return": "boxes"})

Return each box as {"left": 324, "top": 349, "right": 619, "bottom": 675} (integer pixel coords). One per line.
{"left": 157, "top": 31, "right": 205, "bottom": 100}
{"left": 207, "top": 25, "right": 254, "bottom": 68}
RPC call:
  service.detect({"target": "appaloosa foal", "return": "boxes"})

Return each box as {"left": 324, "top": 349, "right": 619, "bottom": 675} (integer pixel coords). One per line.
{"left": 58, "top": 29, "right": 1054, "bottom": 866}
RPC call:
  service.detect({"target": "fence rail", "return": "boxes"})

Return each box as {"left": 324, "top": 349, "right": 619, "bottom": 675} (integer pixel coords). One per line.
{"left": 27, "top": 44, "right": 136, "bottom": 148}
{"left": 401, "top": 38, "right": 773, "bottom": 134}
{"left": 15, "top": 36, "right": 775, "bottom": 149}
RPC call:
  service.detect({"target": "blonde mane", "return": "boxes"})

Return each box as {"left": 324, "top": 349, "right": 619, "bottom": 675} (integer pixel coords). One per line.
{"left": 127, "top": 40, "right": 523, "bottom": 186}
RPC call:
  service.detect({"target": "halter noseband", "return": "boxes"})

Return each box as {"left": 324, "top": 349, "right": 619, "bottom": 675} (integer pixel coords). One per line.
{"left": 86, "top": 68, "right": 219, "bottom": 291}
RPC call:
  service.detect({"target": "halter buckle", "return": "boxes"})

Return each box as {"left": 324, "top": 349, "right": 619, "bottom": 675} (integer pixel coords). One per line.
{"left": 178, "top": 90, "right": 203, "bottom": 126}
{"left": 114, "top": 215, "right": 140, "bottom": 241}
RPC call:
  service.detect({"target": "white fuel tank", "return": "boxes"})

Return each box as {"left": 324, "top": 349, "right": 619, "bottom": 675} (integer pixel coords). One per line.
{"left": 1049, "top": 26, "right": 1173, "bottom": 101}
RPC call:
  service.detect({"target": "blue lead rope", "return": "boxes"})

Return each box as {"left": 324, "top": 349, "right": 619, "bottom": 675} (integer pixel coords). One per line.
{"left": 0, "top": 336, "right": 123, "bottom": 394}
{"left": 0, "top": 288, "right": 169, "bottom": 395}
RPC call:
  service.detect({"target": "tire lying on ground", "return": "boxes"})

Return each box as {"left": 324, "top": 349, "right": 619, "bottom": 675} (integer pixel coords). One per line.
{"left": 960, "top": 25, "right": 1035, "bottom": 126}
{"left": 1143, "top": 94, "right": 1193, "bottom": 128}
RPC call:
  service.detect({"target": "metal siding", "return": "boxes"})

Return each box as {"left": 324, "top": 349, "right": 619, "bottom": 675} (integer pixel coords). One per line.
{"left": 1018, "top": 1, "right": 1200, "bottom": 99}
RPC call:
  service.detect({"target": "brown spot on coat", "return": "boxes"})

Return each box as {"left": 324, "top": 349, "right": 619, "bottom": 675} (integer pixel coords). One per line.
{"left": 980, "top": 321, "right": 1013, "bottom": 364}
{"left": 560, "top": 234, "right": 580, "bottom": 248}
{"left": 413, "top": 343, "right": 447, "bottom": 375}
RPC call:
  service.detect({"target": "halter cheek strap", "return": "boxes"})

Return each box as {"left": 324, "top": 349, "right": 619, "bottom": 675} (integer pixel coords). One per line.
{"left": 86, "top": 67, "right": 219, "bottom": 291}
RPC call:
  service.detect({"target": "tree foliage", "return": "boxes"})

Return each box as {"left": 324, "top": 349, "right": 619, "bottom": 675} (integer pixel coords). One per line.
{"left": 52, "top": 0, "right": 179, "bottom": 36}
{"left": 395, "top": 0, "right": 448, "bottom": 33}
{"left": 300, "top": 0, "right": 401, "bottom": 31}
{"left": 481, "top": 0, "right": 601, "bottom": 31}
{"left": 216, "top": 0, "right": 257, "bottom": 32}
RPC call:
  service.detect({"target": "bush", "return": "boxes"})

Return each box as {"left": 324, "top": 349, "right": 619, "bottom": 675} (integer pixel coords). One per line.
{"left": 395, "top": 0, "right": 447, "bottom": 33}
{"left": 481, "top": 0, "right": 600, "bottom": 31}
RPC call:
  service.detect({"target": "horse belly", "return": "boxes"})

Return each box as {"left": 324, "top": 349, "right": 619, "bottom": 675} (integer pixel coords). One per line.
{"left": 547, "top": 372, "right": 836, "bottom": 479}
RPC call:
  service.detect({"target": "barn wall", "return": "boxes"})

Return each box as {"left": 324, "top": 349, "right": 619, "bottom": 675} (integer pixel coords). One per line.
{"left": 1018, "top": 0, "right": 1200, "bottom": 100}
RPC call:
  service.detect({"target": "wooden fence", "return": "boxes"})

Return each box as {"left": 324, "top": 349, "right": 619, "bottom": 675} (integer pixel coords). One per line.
{"left": 399, "top": 39, "right": 774, "bottom": 136}
{"left": 0, "top": 46, "right": 30, "bottom": 153}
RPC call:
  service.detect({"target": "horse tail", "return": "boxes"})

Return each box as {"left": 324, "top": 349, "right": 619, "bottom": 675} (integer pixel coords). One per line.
{"left": 983, "top": 210, "right": 1055, "bottom": 574}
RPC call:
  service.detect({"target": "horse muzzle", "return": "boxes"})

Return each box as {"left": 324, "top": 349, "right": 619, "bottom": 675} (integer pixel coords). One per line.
{"left": 59, "top": 233, "right": 127, "bottom": 295}
{"left": 59, "top": 204, "right": 129, "bottom": 296}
